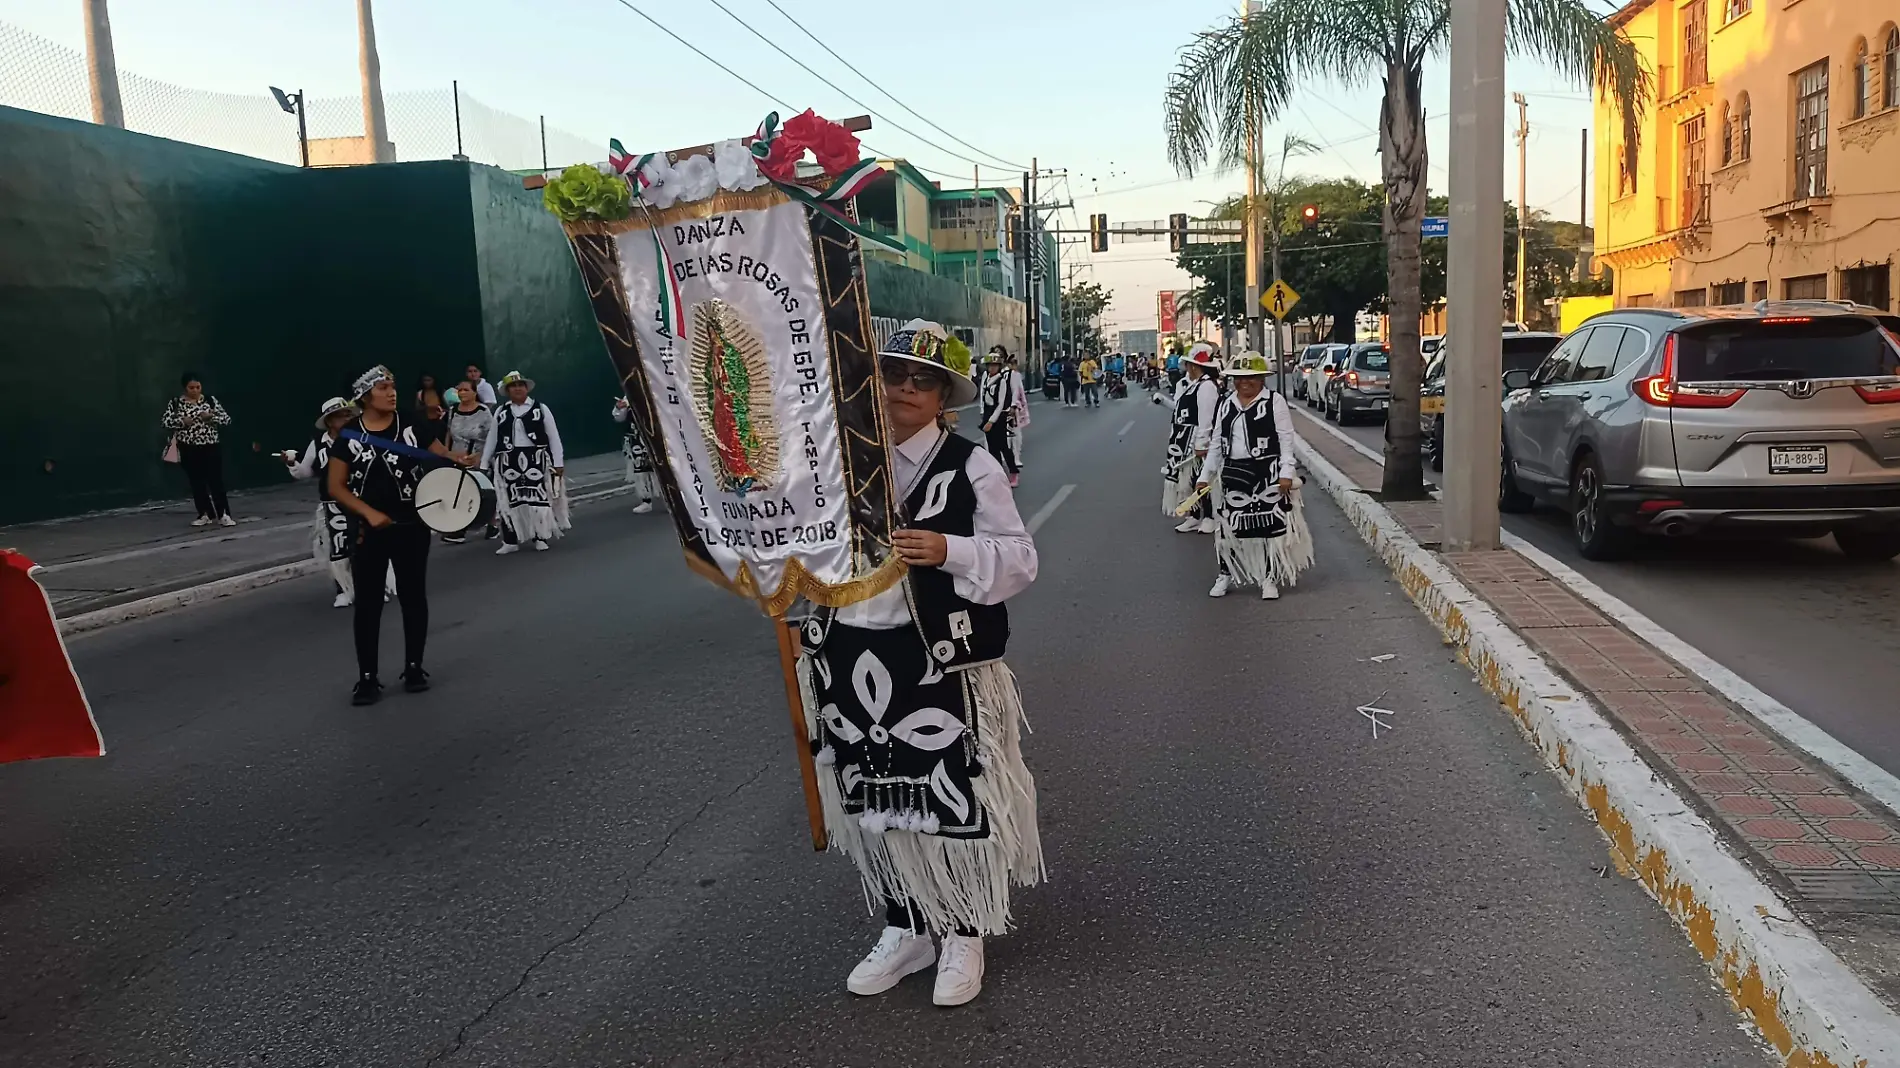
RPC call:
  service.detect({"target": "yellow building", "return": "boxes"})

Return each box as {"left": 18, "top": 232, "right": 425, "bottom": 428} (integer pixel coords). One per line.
{"left": 1594, "top": 0, "right": 1899, "bottom": 311}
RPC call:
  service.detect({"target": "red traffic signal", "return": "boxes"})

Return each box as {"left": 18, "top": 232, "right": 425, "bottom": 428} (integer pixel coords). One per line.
{"left": 1300, "top": 204, "right": 1320, "bottom": 230}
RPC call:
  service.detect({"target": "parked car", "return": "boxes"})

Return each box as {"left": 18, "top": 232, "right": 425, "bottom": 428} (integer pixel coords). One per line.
{"left": 1421, "top": 335, "right": 1444, "bottom": 362}
{"left": 1292, "top": 344, "right": 1329, "bottom": 400}
{"left": 1304, "top": 345, "right": 1352, "bottom": 408}
{"left": 1499, "top": 301, "right": 1900, "bottom": 560}
{"left": 1420, "top": 332, "right": 1565, "bottom": 469}
{"left": 1323, "top": 342, "right": 1392, "bottom": 424}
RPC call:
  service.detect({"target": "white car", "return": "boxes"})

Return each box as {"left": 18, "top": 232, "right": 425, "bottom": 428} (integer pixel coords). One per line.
{"left": 1303, "top": 345, "right": 1352, "bottom": 408}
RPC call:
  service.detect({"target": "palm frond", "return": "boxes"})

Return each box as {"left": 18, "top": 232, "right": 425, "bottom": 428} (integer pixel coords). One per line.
{"left": 1506, "top": 0, "right": 1651, "bottom": 168}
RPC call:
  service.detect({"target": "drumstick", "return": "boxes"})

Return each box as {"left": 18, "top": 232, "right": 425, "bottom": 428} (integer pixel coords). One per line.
{"left": 1172, "top": 483, "right": 1212, "bottom": 517}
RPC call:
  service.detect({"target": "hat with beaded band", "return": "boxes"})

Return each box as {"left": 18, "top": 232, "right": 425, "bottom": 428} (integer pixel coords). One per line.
{"left": 878, "top": 319, "right": 978, "bottom": 407}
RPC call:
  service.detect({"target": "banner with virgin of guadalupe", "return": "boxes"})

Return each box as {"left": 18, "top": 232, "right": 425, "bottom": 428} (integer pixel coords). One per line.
{"left": 546, "top": 112, "right": 905, "bottom": 617}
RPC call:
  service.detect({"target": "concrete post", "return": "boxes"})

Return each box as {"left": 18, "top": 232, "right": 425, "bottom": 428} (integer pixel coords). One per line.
{"left": 357, "top": 0, "right": 394, "bottom": 163}
{"left": 1443, "top": 0, "right": 1507, "bottom": 552}
{"left": 1242, "top": 0, "right": 1264, "bottom": 356}
{"left": 82, "top": 0, "right": 124, "bottom": 129}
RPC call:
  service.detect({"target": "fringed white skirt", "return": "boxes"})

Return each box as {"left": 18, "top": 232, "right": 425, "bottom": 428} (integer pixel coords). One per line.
{"left": 1213, "top": 483, "right": 1315, "bottom": 589}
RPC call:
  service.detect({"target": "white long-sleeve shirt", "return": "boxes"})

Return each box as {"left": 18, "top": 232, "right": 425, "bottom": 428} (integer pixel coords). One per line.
{"left": 284, "top": 435, "right": 332, "bottom": 481}
{"left": 480, "top": 399, "right": 565, "bottom": 469}
{"left": 1198, "top": 389, "right": 1299, "bottom": 484}
{"left": 836, "top": 426, "right": 1038, "bottom": 631}
{"left": 1177, "top": 375, "right": 1219, "bottom": 451}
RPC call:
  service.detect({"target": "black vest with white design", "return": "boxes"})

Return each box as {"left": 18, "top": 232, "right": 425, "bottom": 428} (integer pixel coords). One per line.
{"left": 904, "top": 432, "right": 1009, "bottom": 670}
{"left": 1216, "top": 393, "right": 1282, "bottom": 465}
{"left": 495, "top": 400, "right": 549, "bottom": 449}
{"left": 310, "top": 434, "right": 337, "bottom": 502}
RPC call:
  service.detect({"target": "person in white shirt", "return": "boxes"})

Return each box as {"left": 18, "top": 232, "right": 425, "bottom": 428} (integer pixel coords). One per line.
{"left": 1161, "top": 343, "right": 1221, "bottom": 532}
{"left": 803, "top": 320, "right": 1042, "bottom": 1010}
{"left": 977, "top": 349, "right": 1020, "bottom": 487}
{"left": 480, "top": 371, "right": 568, "bottom": 554}
{"left": 1196, "top": 352, "right": 1313, "bottom": 600}
{"left": 612, "top": 396, "right": 659, "bottom": 514}
{"left": 1004, "top": 350, "right": 1030, "bottom": 471}
{"left": 463, "top": 363, "right": 499, "bottom": 407}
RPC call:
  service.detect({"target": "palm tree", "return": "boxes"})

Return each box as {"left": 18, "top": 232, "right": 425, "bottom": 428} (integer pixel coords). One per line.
{"left": 1164, "top": 0, "right": 1645, "bottom": 499}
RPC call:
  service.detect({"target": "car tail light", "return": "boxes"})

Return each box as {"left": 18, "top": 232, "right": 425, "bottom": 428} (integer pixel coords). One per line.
{"left": 1853, "top": 382, "right": 1900, "bottom": 403}
{"left": 1760, "top": 316, "right": 1813, "bottom": 324}
{"left": 1633, "top": 334, "right": 1745, "bottom": 408}
{"left": 1323, "top": 366, "right": 1337, "bottom": 377}
{"left": 1637, "top": 499, "right": 1686, "bottom": 514}
{"left": 1346, "top": 371, "right": 1360, "bottom": 386}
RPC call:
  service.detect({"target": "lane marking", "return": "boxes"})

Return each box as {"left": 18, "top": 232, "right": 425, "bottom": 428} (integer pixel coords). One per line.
{"left": 1026, "top": 484, "right": 1075, "bottom": 535}
{"left": 1116, "top": 420, "right": 1136, "bottom": 436}
{"left": 1294, "top": 400, "right": 1900, "bottom": 815}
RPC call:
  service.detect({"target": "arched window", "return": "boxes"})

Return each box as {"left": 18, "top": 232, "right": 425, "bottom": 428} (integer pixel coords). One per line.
{"left": 1854, "top": 38, "right": 1873, "bottom": 120}
{"left": 1885, "top": 25, "right": 1899, "bottom": 110}
{"left": 1721, "top": 102, "right": 1735, "bottom": 166}
{"left": 1736, "top": 92, "right": 1752, "bottom": 162}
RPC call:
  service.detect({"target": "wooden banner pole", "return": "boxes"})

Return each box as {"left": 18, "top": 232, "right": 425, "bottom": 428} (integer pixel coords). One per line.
{"left": 521, "top": 115, "right": 874, "bottom": 191}
{"left": 774, "top": 620, "right": 829, "bottom": 852}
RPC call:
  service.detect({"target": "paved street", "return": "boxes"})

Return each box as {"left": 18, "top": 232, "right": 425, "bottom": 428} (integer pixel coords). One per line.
{"left": 2, "top": 399, "right": 1770, "bottom": 1067}
{"left": 1331, "top": 415, "right": 1900, "bottom": 779}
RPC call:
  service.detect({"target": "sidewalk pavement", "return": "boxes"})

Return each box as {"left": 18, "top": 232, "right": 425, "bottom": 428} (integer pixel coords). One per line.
{"left": 2, "top": 452, "right": 627, "bottom": 622}
{"left": 1294, "top": 409, "right": 1900, "bottom": 1066}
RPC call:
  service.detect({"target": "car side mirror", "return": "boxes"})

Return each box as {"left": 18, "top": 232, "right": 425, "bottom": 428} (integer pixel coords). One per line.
{"left": 1502, "top": 369, "right": 1533, "bottom": 392}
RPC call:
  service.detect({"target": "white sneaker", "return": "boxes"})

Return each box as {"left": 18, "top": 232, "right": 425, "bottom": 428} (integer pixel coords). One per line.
{"left": 846, "top": 926, "right": 937, "bottom": 996}
{"left": 1261, "top": 580, "right": 1281, "bottom": 601}
{"left": 218, "top": 515, "right": 237, "bottom": 528}
{"left": 1208, "top": 574, "right": 1232, "bottom": 598}
{"left": 932, "top": 935, "right": 985, "bottom": 1007}
{"left": 631, "top": 500, "right": 654, "bottom": 514}
{"left": 532, "top": 539, "right": 550, "bottom": 552}
{"left": 1174, "top": 517, "right": 1199, "bottom": 533}
{"left": 332, "top": 592, "right": 352, "bottom": 608}
{"left": 1197, "top": 517, "right": 1218, "bottom": 535}
{"left": 495, "top": 543, "right": 520, "bottom": 556}
{"left": 190, "top": 516, "right": 213, "bottom": 528}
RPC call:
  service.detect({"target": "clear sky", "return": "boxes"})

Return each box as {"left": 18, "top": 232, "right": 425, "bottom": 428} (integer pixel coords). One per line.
{"left": 6, "top": 0, "right": 1612, "bottom": 335}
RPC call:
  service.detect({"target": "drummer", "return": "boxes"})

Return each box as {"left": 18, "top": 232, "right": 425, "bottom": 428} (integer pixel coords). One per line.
{"left": 327, "top": 365, "right": 467, "bottom": 707}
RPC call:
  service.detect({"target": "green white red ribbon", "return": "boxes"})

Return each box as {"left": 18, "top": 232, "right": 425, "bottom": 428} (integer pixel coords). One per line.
{"left": 610, "top": 137, "right": 686, "bottom": 338}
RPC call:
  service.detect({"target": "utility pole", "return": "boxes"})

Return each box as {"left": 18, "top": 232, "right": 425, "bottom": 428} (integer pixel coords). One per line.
{"left": 1444, "top": 0, "right": 1508, "bottom": 552}
{"left": 1513, "top": 92, "right": 1530, "bottom": 327}
{"left": 1242, "top": 0, "right": 1264, "bottom": 359}
{"left": 1023, "top": 165, "right": 1037, "bottom": 371}
{"left": 540, "top": 115, "right": 548, "bottom": 172}
{"left": 1578, "top": 128, "right": 1590, "bottom": 284}
{"left": 357, "top": 0, "right": 394, "bottom": 162}
{"left": 82, "top": 0, "right": 124, "bottom": 128}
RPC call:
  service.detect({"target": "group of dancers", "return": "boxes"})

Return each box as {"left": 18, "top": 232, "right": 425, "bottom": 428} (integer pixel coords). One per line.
{"left": 1159, "top": 342, "right": 1314, "bottom": 600}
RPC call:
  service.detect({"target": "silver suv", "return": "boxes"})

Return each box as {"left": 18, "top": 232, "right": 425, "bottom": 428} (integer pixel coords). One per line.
{"left": 1500, "top": 302, "right": 1900, "bottom": 560}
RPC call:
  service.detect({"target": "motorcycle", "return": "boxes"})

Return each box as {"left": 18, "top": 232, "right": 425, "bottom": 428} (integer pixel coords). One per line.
{"left": 1105, "top": 371, "right": 1128, "bottom": 400}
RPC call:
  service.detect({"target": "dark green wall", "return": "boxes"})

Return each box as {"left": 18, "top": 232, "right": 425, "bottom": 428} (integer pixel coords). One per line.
{"left": 865, "top": 259, "right": 1024, "bottom": 340}
{"left": 0, "top": 106, "right": 614, "bottom": 523}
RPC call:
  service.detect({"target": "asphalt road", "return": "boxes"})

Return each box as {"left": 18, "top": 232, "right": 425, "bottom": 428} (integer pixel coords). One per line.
{"left": 1328, "top": 411, "right": 1900, "bottom": 779}
{"left": 1, "top": 396, "right": 1769, "bottom": 1067}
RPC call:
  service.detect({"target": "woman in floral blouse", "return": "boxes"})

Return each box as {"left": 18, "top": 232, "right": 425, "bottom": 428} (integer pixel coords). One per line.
{"left": 162, "top": 371, "right": 235, "bottom": 527}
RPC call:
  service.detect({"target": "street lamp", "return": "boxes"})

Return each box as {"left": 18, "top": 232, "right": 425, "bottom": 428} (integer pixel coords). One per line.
{"left": 270, "top": 86, "right": 310, "bottom": 168}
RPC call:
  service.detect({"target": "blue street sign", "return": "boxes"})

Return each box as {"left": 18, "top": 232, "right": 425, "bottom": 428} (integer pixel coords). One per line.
{"left": 1421, "top": 216, "right": 1449, "bottom": 238}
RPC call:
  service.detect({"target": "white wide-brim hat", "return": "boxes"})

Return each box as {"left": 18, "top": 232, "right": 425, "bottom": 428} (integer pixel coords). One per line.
{"left": 315, "top": 396, "right": 356, "bottom": 428}
{"left": 1184, "top": 343, "right": 1221, "bottom": 368}
{"left": 498, "top": 370, "right": 536, "bottom": 392}
{"left": 878, "top": 319, "right": 978, "bottom": 407}
{"left": 1225, "top": 351, "right": 1272, "bottom": 377}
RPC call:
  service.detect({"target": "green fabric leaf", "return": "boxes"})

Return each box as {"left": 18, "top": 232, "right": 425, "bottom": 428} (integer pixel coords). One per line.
{"left": 542, "top": 164, "right": 632, "bottom": 222}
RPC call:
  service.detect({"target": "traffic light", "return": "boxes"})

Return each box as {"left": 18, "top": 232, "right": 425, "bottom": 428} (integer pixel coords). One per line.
{"left": 1300, "top": 204, "right": 1320, "bottom": 231}
{"left": 1006, "top": 211, "right": 1020, "bottom": 252}
{"left": 1168, "top": 212, "right": 1189, "bottom": 252}
{"left": 1090, "top": 213, "right": 1109, "bottom": 253}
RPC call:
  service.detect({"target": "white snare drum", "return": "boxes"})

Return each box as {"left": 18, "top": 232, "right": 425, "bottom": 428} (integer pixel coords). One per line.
{"left": 414, "top": 467, "right": 496, "bottom": 533}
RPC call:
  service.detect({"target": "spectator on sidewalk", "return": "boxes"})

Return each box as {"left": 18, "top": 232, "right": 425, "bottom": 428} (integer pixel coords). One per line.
{"left": 162, "top": 372, "right": 235, "bottom": 529}
{"left": 414, "top": 374, "right": 440, "bottom": 413}
{"left": 464, "top": 364, "right": 498, "bottom": 407}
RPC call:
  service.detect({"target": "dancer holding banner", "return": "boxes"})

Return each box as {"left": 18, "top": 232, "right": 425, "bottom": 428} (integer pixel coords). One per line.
{"left": 1161, "top": 343, "right": 1222, "bottom": 533}
{"left": 328, "top": 366, "right": 462, "bottom": 705}
{"left": 481, "top": 371, "right": 569, "bottom": 554}
{"left": 612, "top": 396, "right": 659, "bottom": 514}
{"left": 1196, "top": 352, "right": 1313, "bottom": 600}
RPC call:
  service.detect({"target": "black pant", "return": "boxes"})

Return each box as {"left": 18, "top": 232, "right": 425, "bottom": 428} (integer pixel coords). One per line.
{"left": 1061, "top": 380, "right": 1078, "bottom": 404}
{"left": 352, "top": 523, "right": 430, "bottom": 677}
{"left": 178, "top": 442, "right": 229, "bottom": 518}
{"left": 983, "top": 421, "right": 1018, "bottom": 475}
{"left": 885, "top": 897, "right": 977, "bottom": 938}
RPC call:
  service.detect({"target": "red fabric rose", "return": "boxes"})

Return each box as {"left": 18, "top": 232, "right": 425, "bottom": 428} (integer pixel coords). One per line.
{"left": 755, "top": 109, "right": 863, "bottom": 183}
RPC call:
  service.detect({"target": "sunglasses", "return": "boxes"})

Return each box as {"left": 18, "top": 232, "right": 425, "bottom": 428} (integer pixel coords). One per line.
{"left": 880, "top": 360, "right": 946, "bottom": 392}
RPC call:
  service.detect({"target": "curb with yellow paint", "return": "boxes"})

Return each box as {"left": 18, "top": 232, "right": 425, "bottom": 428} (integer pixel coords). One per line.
{"left": 1295, "top": 437, "right": 1900, "bottom": 1068}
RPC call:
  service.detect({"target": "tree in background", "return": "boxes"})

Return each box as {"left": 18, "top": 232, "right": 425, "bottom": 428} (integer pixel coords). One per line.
{"left": 1060, "top": 280, "right": 1112, "bottom": 355}
{"left": 1163, "top": 0, "right": 1646, "bottom": 500}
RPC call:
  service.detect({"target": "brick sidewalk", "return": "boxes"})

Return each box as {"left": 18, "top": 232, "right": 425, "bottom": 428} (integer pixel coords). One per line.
{"left": 1296, "top": 417, "right": 1900, "bottom": 925}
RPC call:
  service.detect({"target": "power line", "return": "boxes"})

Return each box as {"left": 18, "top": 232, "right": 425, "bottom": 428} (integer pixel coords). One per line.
{"left": 697, "top": 0, "right": 1000, "bottom": 172}
{"left": 756, "top": 0, "right": 1025, "bottom": 171}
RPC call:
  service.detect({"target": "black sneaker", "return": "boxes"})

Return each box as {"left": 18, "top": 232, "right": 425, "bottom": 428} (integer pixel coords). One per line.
{"left": 401, "top": 664, "right": 430, "bottom": 693}
{"left": 351, "top": 675, "right": 383, "bottom": 706}
{"left": 484, "top": 525, "right": 501, "bottom": 541}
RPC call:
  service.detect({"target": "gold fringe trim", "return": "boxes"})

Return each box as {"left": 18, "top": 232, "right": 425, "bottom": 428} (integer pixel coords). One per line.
{"left": 562, "top": 188, "right": 791, "bottom": 237}
{"left": 682, "top": 549, "right": 907, "bottom": 620}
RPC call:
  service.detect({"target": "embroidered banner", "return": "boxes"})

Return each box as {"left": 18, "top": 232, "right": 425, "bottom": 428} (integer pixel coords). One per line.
{"left": 567, "top": 184, "right": 901, "bottom": 616}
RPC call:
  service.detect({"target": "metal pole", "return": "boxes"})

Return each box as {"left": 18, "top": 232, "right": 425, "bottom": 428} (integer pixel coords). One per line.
{"left": 296, "top": 90, "right": 310, "bottom": 169}
{"left": 1579, "top": 128, "right": 1590, "bottom": 283}
{"left": 540, "top": 115, "right": 548, "bottom": 172}
{"left": 1241, "top": 0, "right": 1264, "bottom": 357}
{"left": 1444, "top": 0, "right": 1507, "bottom": 552}
{"left": 1271, "top": 202, "right": 1284, "bottom": 393}
{"left": 357, "top": 0, "right": 393, "bottom": 162}
{"left": 452, "top": 80, "right": 466, "bottom": 161}
{"left": 1513, "top": 93, "right": 1530, "bottom": 327}
{"left": 82, "top": 0, "right": 125, "bottom": 128}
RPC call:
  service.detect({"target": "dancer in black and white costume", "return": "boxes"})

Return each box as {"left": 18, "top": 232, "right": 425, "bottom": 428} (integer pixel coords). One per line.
{"left": 1160, "top": 343, "right": 1221, "bottom": 533}
{"left": 283, "top": 397, "right": 395, "bottom": 608}
{"left": 611, "top": 396, "right": 659, "bottom": 514}
{"left": 978, "top": 349, "right": 1020, "bottom": 488}
{"left": 1196, "top": 352, "right": 1313, "bottom": 600}
{"left": 480, "top": 371, "right": 569, "bottom": 554}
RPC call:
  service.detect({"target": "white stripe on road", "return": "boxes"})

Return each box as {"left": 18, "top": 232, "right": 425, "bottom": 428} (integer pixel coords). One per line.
{"left": 1116, "top": 420, "right": 1136, "bottom": 436}
{"left": 1026, "top": 484, "right": 1076, "bottom": 535}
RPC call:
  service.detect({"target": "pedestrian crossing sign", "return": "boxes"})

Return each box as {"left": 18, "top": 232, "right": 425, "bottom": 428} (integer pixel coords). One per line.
{"left": 1261, "top": 280, "right": 1300, "bottom": 320}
